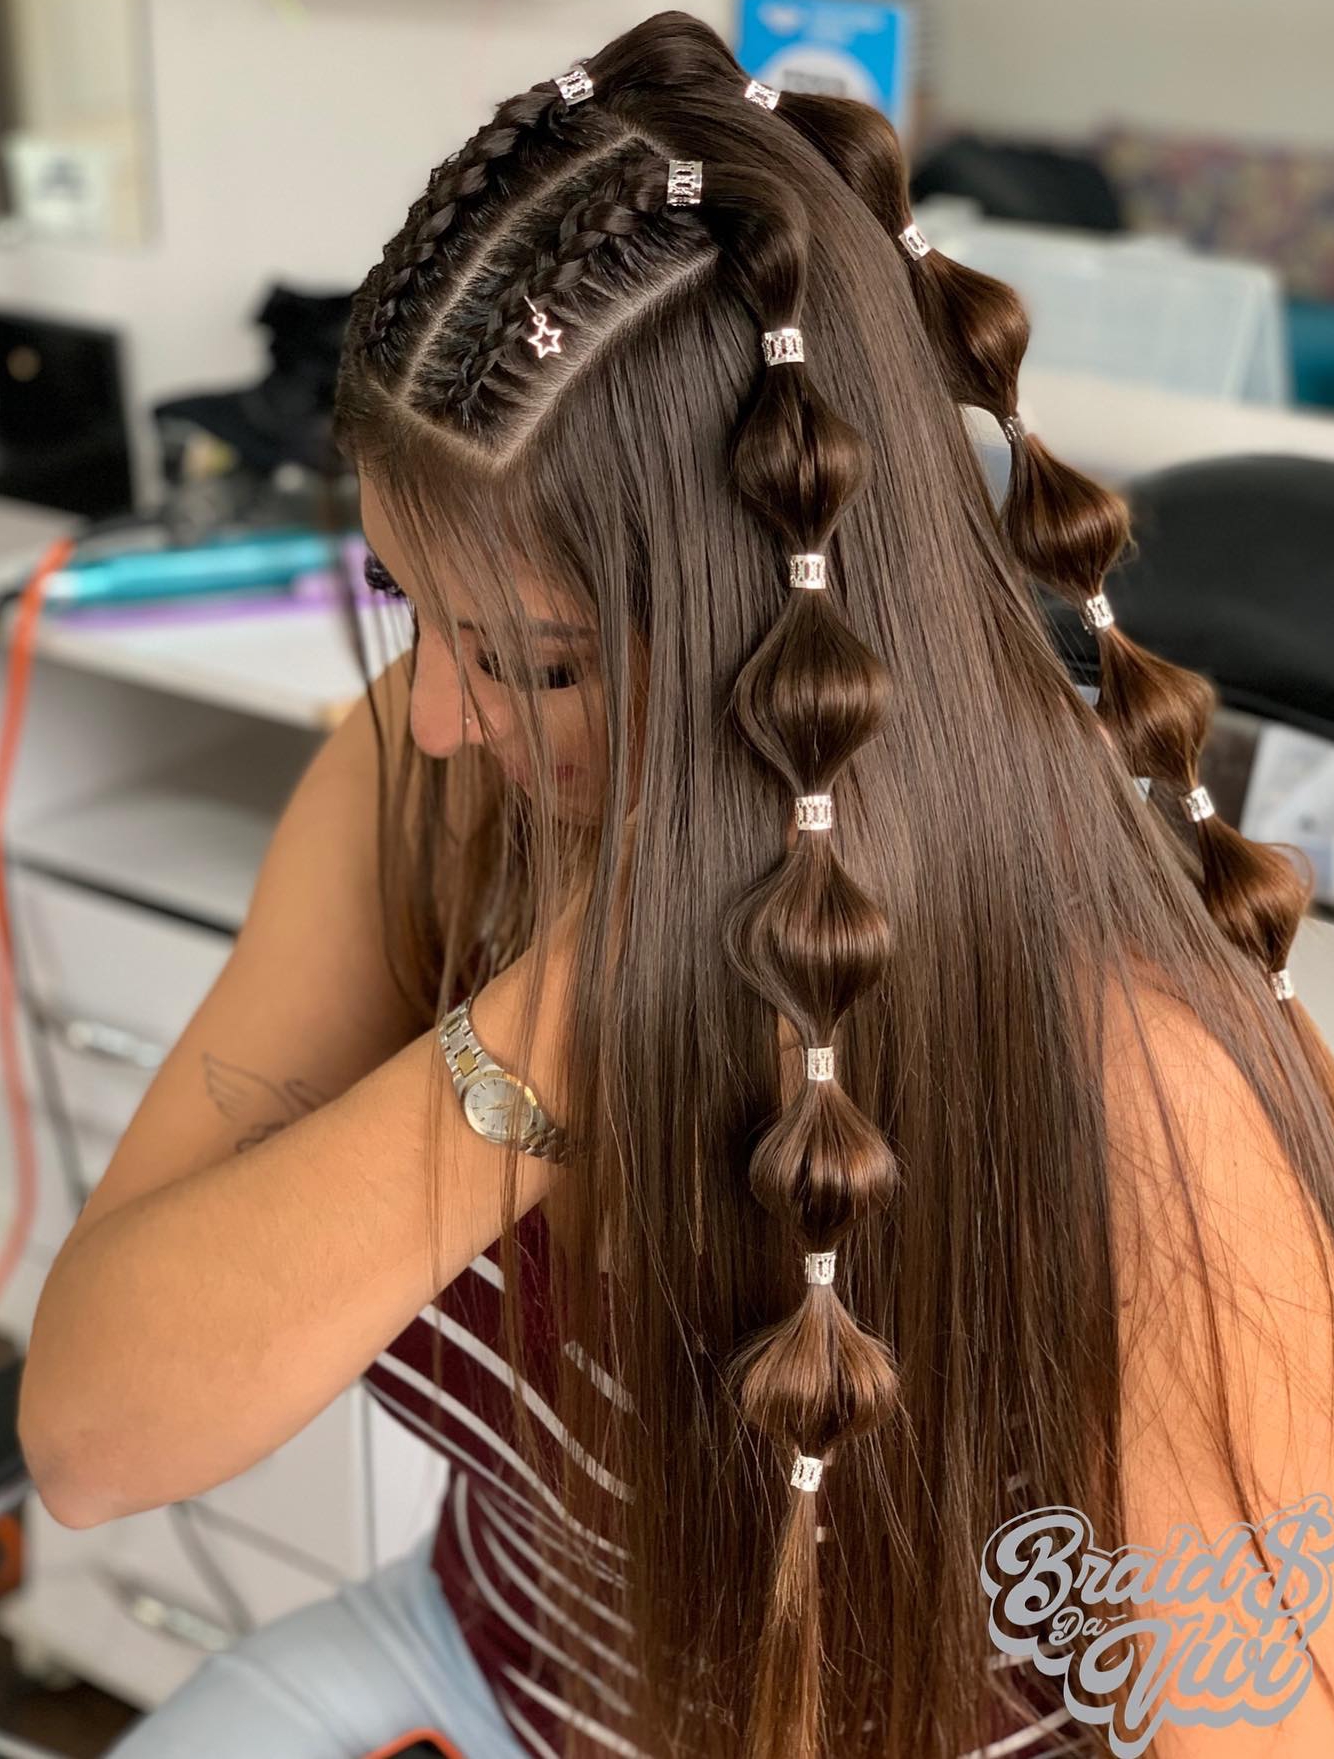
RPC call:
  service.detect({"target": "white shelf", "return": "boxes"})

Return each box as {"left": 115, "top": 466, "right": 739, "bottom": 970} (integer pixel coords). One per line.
{"left": 16, "top": 597, "right": 410, "bottom": 733}
{"left": 979, "top": 366, "right": 1334, "bottom": 490}
{"left": 6, "top": 722, "right": 314, "bottom": 929}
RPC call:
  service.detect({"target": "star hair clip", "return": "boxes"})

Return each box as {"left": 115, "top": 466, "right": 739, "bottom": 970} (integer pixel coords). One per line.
{"left": 524, "top": 295, "right": 563, "bottom": 359}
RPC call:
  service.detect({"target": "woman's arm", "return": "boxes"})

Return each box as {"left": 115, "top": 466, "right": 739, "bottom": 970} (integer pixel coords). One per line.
{"left": 20, "top": 975, "right": 556, "bottom": 1530}
{"left": 15, "top": 649, "right": 549, "bottom": 1528}
{"left": 66, "top": 653, "right": 428, "bottom": 1242}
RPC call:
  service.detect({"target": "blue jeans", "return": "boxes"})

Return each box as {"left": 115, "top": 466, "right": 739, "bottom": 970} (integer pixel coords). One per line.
{"left": 103, "top": 1533, "right": 533, "bottom": 1758}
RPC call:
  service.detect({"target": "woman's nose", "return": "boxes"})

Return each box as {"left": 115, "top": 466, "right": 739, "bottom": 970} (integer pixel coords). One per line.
{"left": 409, "top": 628, "right": 486, "bottom": 758}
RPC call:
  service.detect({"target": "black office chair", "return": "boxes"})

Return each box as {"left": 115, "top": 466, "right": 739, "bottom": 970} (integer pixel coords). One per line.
{"left": 1048, "top": 452, "right": 1334, "bottom": 744}
{"left": 909, "top": 133, "right": 1127, "bottom": 232}
{"left": 1039, "top": 450, "right": 1334, "bottom": 848}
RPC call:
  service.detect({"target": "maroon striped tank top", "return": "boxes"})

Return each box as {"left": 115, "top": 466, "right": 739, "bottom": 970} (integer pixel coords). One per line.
{"left": 359, "top": 975, "right": 1076, "bottom": 1759}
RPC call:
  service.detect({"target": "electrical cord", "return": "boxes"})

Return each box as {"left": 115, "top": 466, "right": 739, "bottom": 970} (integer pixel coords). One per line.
{"left": 0, "top": 538, "right": 77, "bottom": 1306}
{"left": 166, "top": 1500, "right": 257, "bottom": 1636}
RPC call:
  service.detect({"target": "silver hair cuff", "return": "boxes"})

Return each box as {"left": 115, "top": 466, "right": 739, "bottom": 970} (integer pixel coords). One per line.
{"left": 762, "top": 326, "right": 804, "bottom": 365}
{"left": 1080, "top": 591, "right": 1116, "bottom": 632}
{"left": 806, "top": 1045, "right": 835, "bottom": 1081}
{"left": 795, "top": 792, "right": 833, "bottom": 831}
{"left": 790, "top": 553, "right": 827, "bottom": 590}
{"left": 805, "top": 1249, "right": 837, "bottom": 1284}
{"left": 791, "top": 1452, "right": 825, "bottom": 1492}
{"left": 554, "top": 65, "right": 594, "bottom": 105}
{"left": 666, "top": 160, "right": 703, "bottom": 206}
{"left": 744, "top": 77, "right": 780, "bottom": 109}
{"left": 1270, "top": 966, "right": 1296, "bottom": 1002}
{"left": 899, "top": 222, "right": 932, "bottom": 260}
{"left": 1181, "top": 785, "right": 1216, "bottom": 823}
{"left": 1001, "top": 412, "right": 1027, "bottom": 444}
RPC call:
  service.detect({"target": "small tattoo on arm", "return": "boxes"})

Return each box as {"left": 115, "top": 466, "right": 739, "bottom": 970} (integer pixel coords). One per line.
{"left": 201, "top": 1053, "right": 331, "bottom": 1153}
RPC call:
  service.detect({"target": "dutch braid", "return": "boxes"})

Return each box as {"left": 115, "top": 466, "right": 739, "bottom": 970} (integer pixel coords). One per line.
{"left": 690, "top": 150, "right": 903, "bottom": 1759}
{"left": 433, "top": 153, "right": 669, "bottom": 421}
{"left": 357, "top": 75, "right": 603, "bottom": 377}
{"left": 766, "top": 88, "right": 1314, "bottom": 1006}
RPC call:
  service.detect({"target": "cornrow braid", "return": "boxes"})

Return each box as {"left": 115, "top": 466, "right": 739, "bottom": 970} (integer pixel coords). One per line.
{"left": 757, "top": 86, "right": 1315, "bottom": 1011}
{"left": 359, "top": 65, "right": 600, "bottom": 376}
{"left": 434, "top": 152, "right": 670, "bottom": 423}
{"left": 686, "top": 145, "right": 902, "bottom": 1759}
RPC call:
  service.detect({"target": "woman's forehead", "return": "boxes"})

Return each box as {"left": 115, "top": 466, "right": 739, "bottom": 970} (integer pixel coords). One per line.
{"left": 357, "top": 468, "right": 590, "bottom": 632}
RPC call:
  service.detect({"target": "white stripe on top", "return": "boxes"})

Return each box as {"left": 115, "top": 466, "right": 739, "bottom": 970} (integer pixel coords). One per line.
{"left": 373, "top": 1345, "right": 632, "bottom": 1561}
{"left": 452, "top": 1472, "right": 636, "bottom": 1718}
{"left": 420, "top": 1304, "right": 632, "bottom": 1500}
{"left": 362, "top": 1374, "right": 628, "bottom": 1586}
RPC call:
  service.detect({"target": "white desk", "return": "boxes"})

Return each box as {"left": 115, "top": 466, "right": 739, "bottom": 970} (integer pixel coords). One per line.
{"left": 1010, "top": 366, "right": 1334, "bottom": 488}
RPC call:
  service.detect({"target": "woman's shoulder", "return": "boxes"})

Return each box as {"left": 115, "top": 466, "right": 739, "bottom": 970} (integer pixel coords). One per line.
{"left": 1099, "top": 972, "right": 1332, "bottom": 1373}
{"left": 1102, "top": 975, "right": 1334, "bottom": 1749}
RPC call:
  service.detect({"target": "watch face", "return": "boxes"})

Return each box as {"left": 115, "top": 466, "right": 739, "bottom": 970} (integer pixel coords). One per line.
{"left": 463, "top": 1070, "right": 535, "bottom": 1141}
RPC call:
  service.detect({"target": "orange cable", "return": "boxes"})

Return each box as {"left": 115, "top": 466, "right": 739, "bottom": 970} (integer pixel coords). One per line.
{"left": 0, "top": 538, "right": 77, "bottom": 1302}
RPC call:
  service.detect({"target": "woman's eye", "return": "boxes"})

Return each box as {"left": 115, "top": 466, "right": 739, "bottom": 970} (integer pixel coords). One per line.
{"left": 478, "top": 653, "right": 583, "bottom": 692}
{"left": 364, "top": 552, "right": 407, "bottom": 600}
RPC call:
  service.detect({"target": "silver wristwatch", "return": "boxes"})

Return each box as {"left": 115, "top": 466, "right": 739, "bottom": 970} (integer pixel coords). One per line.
{"left": 438, "top": 996, "right": 568, "bottom": 1162}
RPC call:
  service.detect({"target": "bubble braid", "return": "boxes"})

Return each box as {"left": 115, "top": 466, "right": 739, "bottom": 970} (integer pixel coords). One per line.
{"left": 651, "top": 102, "right": 905, "bottom": 1755}
{"left": 762, "top": 86, "right": 1315, "bottom": 1023}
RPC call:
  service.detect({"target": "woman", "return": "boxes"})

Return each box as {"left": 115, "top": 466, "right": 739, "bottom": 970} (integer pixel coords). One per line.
{"left": 19, "top": 11, "right": 1334, "bottom": 1758}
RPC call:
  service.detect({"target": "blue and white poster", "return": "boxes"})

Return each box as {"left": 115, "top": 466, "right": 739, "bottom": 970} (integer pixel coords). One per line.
{"left": 736, "top": 1, "right": 916, "bottom": 126}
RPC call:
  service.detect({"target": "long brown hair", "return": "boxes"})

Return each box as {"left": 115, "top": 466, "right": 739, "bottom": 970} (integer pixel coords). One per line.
{"left": 332, "top": 14, "right": 1334, "bottom": 1756}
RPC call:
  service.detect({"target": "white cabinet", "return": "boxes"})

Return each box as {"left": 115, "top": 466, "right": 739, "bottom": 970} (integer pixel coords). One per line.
{"left": 0, "top": 605, "right": 430, "bottom": 1710}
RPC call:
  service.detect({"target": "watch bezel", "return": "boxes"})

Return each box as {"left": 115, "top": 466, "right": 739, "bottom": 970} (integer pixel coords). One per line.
{"left": 459, "top": 1065, "right": 543, "bottom": 1142}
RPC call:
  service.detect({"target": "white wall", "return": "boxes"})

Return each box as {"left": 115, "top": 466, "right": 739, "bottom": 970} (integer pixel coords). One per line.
{"left": 0, "top": 0, "right": 727, "bottom": 497}
{"left": 10, "top": 0, "right": 141, "bottom": 131}
{"left": 930, "top": 0, "right": 1334, "bottom": 149}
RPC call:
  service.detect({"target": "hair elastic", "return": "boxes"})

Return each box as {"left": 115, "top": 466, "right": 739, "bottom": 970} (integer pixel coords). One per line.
{"left": 666, "top": 160, "right": 703, "bottom": 206}
{"left": 805, "top": 1250, "right": 837, "bottom": 1284}
{"left": 762, "top": 326, "right": 804, "bottom": 365}
{"left": 744, "top": 77, "right": 780, "bottom": 109}
{"left": 899, "top": 222, "right": 933, "bottom": 261}
{"left": 1181, "top": 785, "right": 1216, "bottom": 823}
{"left": 791, "top": 1452, "right": 825, "bottom": 1492}
{"left": 806, "top": 1045, "right": 835, "bottom": 1081}
{"left": 1001, "top": 412, "right": 1027, "bottom": 444}
{"left": 1270, "top": 967, "right": 1296, "bottom": 1002}
{"left": 553, "top": 65, "right": 594, "bottom": 105}
{"left": 795, "top": 793, "right": 833, "bottom": 831}
{"left": 790, "top": 553, "right": 827, "bottom": 590}
{"left": 1080, "top": 591, "right": 1116, "bottom": 633}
